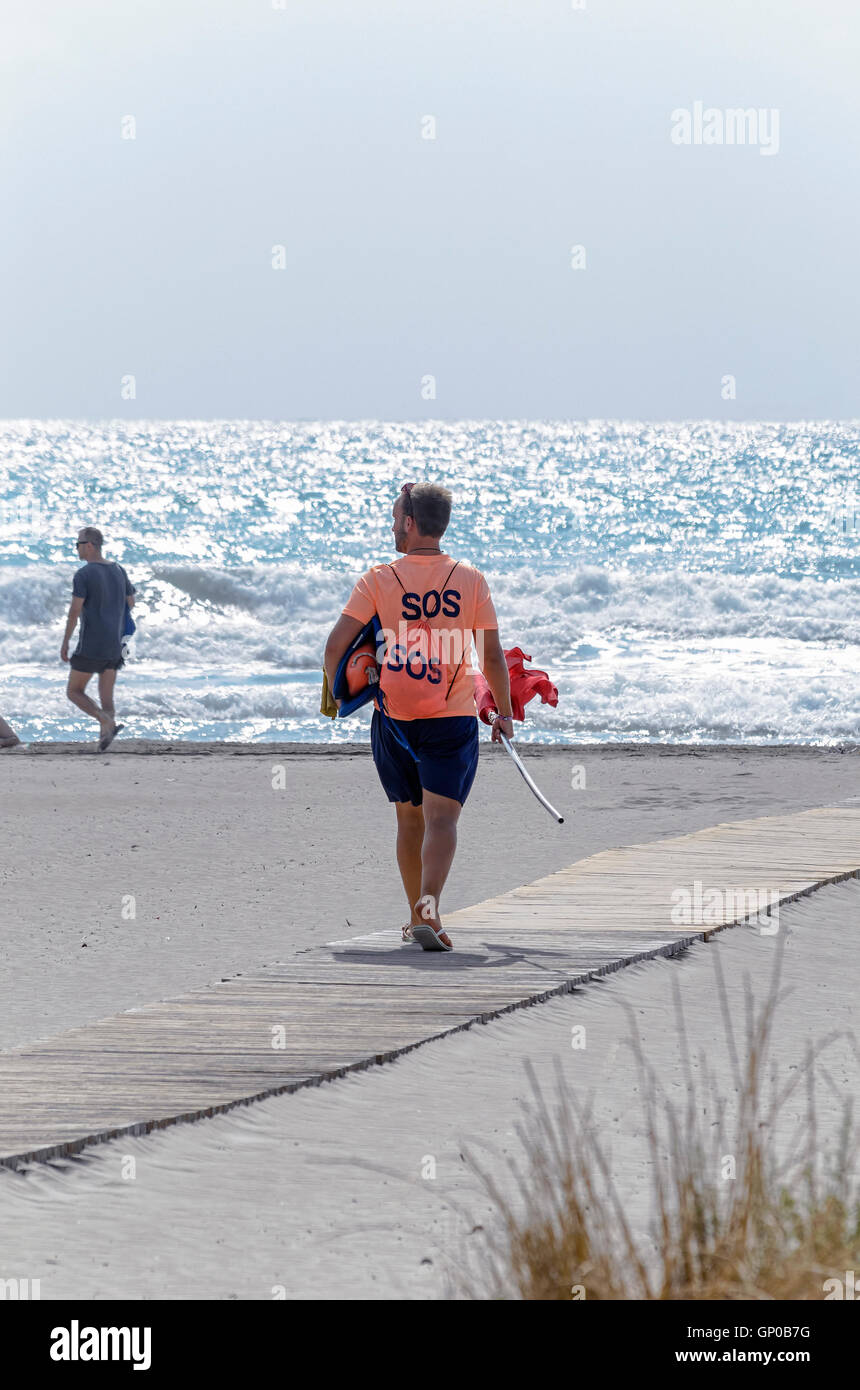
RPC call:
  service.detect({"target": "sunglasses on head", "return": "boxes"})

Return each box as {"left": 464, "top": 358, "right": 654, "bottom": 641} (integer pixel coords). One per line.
{"left": 400, "top": 482, "right": 415, "bottom": 514}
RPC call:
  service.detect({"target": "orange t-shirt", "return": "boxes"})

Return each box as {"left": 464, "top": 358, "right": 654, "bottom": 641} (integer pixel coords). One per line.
{"left": 342, "top": 552, "right": 498, "bottom": 719}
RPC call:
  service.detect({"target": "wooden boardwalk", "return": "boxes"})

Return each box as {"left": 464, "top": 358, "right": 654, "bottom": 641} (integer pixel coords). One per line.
{"left": 1, "top": 805, "right": 857, "bottom": 1169}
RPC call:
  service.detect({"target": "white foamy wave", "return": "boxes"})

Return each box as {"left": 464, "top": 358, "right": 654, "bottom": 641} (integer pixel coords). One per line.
{"left": 125, "top": 685, "right": 312, "bottom": 722}
{"left": 544, "top": 662, "right": 860, "bottom": 744}
{"left": 150, "top": 564, "right": 341, "bottom": 619}
{"left": 3, "top": 563, "right": 855, "bottom": 676}
{"left": 3, "top": 655, "right": 857, "bottom": 744}
{"left": 0, "top": 568, "right": 72, "bottom": 628}
{"left": 490, "top": 566, "right": 860, "bottom": 649}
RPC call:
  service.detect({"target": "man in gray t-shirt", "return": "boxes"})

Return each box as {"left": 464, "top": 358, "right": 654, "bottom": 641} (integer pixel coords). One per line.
{"left": 62, "top": 525, "right": 136, "bottom": 750}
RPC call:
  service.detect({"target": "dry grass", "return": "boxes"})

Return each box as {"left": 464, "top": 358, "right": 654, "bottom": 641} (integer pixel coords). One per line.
{"left": 461, "top": 940, "right": 860, "bottom": 1299}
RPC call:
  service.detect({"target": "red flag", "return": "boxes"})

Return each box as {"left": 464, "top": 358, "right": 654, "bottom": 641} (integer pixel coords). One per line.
{"left": 473, "top": 646, "right": 559, "bottom": 725}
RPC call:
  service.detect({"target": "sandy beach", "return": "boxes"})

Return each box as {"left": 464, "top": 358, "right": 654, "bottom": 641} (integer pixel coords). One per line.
{"left": 0, "top": 742, "right": 857, "bottom": 1298}
{"left": 1, "top": 743, "right": 857, "bottom": 1051}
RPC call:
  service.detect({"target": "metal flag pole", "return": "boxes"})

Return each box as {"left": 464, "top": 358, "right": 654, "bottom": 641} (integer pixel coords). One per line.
{"left": 495, "top": 722, "right": 564, "bottom": 824}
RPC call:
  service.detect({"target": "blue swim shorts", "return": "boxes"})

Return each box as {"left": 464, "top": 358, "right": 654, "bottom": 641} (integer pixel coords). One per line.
{"left": 370, "top": 710, "right": 479, "bottom": 807}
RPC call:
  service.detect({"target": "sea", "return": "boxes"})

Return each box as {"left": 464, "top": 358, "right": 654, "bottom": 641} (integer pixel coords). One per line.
{"left": 0, "top": 420, "right": 857, "bottom": 745}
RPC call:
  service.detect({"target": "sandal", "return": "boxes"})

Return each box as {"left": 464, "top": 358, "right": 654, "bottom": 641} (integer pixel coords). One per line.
{"left": 98, "top": 722, "right": 125, "bottom": 752}
{"left": 411, "top": 896, "right": 452, "bottom": 952}
{"left": 412, "top": 921, "right": 453, "bottom": 952}
{"left": 401, "top": 924, "right": 417, "bottom": 943}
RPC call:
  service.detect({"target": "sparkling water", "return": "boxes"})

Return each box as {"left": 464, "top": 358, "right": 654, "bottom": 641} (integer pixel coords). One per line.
{"left": 0, "top": 420, "right": 857, "bottom": 744}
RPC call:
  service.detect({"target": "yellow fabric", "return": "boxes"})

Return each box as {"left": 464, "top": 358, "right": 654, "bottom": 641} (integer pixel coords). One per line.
{"left": 320, "top": 668, "right": 338, "bottom": 719}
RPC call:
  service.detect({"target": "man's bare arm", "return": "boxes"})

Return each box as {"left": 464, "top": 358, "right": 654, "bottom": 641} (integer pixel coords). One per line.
{"left": 61, "top": 596, "right": 84, "bottom": 661}
{"left": 476, "top": 627, "right": 514, "bottom": 741}
{"left": 324, "top": 613, "right": 365, "bottom": 706}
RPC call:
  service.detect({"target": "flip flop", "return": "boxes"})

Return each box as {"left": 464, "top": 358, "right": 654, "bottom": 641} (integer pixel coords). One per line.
{"left": 401, "top": 924, "right": 418, "bottom": 944}
{"left": 412, "top": 922, "right": 453, "bottom": 952}
{"left": 98, "top": 723, "right": 125, "bottom": 752}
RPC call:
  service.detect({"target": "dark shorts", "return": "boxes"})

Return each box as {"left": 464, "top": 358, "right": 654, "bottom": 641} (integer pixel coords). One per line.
{"left": 371, "top": 710, "right": 479, "bottom": 807}
{"left": 69, "top": 655, "right": 124, "bottom": 674}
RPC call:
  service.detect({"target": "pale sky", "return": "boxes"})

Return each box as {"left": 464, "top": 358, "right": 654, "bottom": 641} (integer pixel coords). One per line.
{"left": 1, "top": 0, "right": 858, "bottom": 419}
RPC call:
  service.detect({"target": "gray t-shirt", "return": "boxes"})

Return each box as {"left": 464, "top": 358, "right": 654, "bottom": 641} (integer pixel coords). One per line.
{"left": 72, "top": 561, "right": 135, "bottom": 660}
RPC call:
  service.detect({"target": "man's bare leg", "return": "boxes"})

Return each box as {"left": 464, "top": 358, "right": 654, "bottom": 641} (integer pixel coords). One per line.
{"left": 414, "top": 789, "right": 463, "bottom": 948}
{"left": 395, "top": 800, "right": 426, "bottom": 927}
{"left": 97, "top": 668, "right": 118, "bottom": 736}
{"left": 67, "top": 670, "right": 112, "bottom": 734}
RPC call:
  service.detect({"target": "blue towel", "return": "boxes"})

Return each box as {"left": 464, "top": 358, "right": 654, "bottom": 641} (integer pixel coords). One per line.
{"left": 333, "top": 616, "right": 382, "bottom": 718}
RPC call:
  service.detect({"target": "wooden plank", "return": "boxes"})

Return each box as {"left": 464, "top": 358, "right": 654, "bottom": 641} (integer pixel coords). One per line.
{"left": 0, "top": 805, "right": 857, "bottom": 1168}
{"left": 445, "top": 808, "right": 860, "bottom": 934}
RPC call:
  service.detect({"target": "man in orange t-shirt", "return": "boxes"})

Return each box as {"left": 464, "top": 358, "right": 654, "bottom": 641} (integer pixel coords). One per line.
{"left": 324, "top": 482, "right": 513, "bottom": 952}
